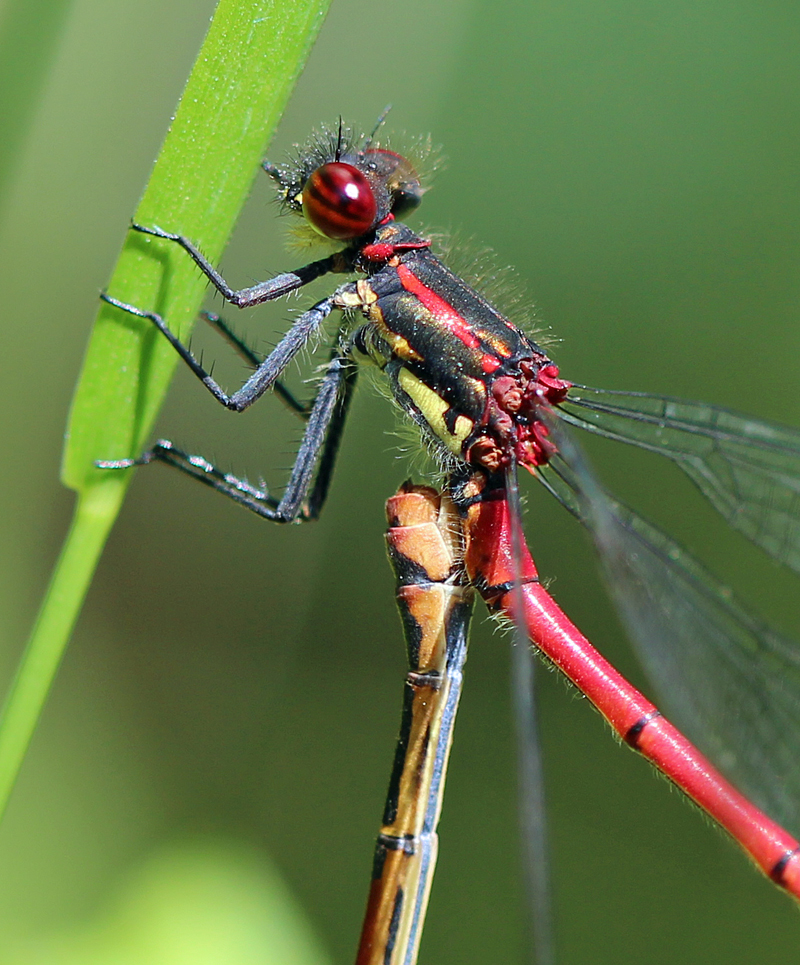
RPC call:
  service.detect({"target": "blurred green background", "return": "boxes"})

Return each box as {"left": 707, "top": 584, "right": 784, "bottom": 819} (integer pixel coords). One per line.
{"left": 1, "top": 0, "right": 800, "bottom": 961}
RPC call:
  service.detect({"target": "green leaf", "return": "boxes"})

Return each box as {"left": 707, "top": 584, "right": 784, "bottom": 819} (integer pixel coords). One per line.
{"left": 0, "top": 0, "right": 332, "bottom": 819}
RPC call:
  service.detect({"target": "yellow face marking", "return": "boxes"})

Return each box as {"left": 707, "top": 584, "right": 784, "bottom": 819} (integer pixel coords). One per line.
{"left": 398, "top": 368, "right": 473, "bottom": 455}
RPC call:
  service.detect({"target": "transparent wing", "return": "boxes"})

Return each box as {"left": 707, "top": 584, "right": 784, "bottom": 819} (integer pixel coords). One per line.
{"left": 539, "top": 415, "right": 800, "bottom": 836}
{"left": 559, "top": 385, "right": 800, "bottom": 575}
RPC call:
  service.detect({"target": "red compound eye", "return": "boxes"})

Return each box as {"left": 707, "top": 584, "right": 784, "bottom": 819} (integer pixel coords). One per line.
{"left": 302, "top": 162, "right": 377, "bottom": 240}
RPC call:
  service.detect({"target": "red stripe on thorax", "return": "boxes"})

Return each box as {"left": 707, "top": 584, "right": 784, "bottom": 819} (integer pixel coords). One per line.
{"left": 396, "top": 263, "right": 501, "bottom": 374}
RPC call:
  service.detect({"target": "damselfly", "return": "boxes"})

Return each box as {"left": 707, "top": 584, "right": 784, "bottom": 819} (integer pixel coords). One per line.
{"left": 100, "top": 118, "right": 800, "bottom": 959}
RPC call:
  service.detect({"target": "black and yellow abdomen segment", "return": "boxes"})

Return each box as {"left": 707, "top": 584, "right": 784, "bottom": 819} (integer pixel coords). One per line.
{"left": 355, "top": 485, "right": 473, "bottom": 965}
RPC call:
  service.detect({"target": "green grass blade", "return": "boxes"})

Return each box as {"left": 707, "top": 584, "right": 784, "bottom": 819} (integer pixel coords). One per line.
{"left": 64, "top": 0, "right": 331, "bottom": 485}
{"left": 0, "top": 0, "right": 332, "bottom": 820}
{"left": 0, "top": 483, "right": 124, "bottom": 816}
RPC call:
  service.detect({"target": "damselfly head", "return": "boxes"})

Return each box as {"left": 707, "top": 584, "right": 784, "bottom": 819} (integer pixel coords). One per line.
{"left": 262, "top": 121, "right": 427, "bottom": 243}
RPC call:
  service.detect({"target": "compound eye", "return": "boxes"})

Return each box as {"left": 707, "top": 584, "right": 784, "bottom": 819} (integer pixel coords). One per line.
{"left": 302, "top": 162, "right": 377, "bottom": 240}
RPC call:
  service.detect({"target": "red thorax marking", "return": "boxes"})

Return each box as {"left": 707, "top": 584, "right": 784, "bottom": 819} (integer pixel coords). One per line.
{"left": 396, "top": 264, "right": 502, "bottom": 374}
{"left": 361, "top": 239, "right": 432, "bottom": 263}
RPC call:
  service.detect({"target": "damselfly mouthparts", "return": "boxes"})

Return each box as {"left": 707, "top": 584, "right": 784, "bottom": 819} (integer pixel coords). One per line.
{"left": 100, "top": 117, "right": 800, "bottom": 962}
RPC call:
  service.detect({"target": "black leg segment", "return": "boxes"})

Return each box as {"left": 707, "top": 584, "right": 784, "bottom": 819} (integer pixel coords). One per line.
{"left": 97, "top": 355, "right": 356, "bottom": 523}
{"left": 130, "top": 222, "right": 351, "bottom": 307}
{"left": 101, "top": 291, "right": 336, "bottom": 413}
{"left": 199, "top": 311, "right": 310, "bottom": 418}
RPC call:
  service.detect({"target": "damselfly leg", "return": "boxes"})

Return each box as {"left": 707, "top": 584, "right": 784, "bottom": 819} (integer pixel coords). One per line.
{"left": 98, "top": 291, "right": 357, "bottom": 522}
{"left": 198, "top": 310, "right": 313, "bottom": 417}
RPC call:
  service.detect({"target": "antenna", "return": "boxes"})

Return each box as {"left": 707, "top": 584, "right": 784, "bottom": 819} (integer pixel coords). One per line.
{"left": 335, "top": 115, "right": 344, "bottom": 162}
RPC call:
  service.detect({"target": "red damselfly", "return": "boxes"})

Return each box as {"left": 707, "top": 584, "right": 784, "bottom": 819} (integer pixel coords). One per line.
{"left": 98, "top": 117, "right": 800, "bottom": 959}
